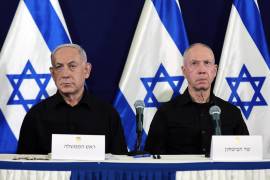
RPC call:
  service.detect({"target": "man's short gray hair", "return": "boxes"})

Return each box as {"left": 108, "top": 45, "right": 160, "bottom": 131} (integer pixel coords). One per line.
{"left": 51, "top": 43, "right": 87, "bottom": 62}
{"left": 183, "top": 43, "right": 215, "bottom": 63}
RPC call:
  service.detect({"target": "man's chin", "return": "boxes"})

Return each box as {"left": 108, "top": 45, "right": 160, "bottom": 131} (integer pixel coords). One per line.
{"left": 194, "top": 86, "right": 209, "bottom": 91}
{"left": 58, "top": 88, "right": 75, "bottom": 95}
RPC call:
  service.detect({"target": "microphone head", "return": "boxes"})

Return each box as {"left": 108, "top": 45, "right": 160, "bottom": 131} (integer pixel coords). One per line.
{"left": 134, "top": 100, "right": 145, "bottom": 109}
{"left": 134, "top": 100, "right": 145, "bottom": 114}
{"left": 209, "top": 105, "right": 221, "bottom": 115}
{"left": 209, "top": 105, "right": 221, "bottom": 120}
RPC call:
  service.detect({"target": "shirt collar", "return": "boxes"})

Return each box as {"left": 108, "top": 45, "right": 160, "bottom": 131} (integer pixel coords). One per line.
{"left": 178, "top": 88, "right": 216, "bottom": 106}
{"left": 52, "top": 89, "right": 92, "bottom": 109}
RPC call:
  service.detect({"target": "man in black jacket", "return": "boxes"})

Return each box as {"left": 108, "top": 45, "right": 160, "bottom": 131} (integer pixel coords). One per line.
{"left": 145, "top": 43, "right": 249, "bottom": 155}
{"left": 17, "top": 43, "right": 127, "bottom": 155}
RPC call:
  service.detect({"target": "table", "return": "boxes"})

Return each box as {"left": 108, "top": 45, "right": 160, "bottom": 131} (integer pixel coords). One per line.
{"left": 0, "top": 154, "right": 270, "bottom": 180}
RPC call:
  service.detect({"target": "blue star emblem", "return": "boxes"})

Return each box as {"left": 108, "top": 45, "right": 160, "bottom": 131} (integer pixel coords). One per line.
{"left": 141, "top": 64, "right": 184, "bottom": 107}
{"left": 226, "top": 64, "right": 267, "bottom": 119}
{"left": 7, "top": 60, "right": 51, "bottom": 112}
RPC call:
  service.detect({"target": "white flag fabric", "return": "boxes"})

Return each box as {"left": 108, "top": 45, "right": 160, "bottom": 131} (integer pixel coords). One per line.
{"left": 214, "top": 0, "right": 270, "bottom": 157}
{"left": 114, "top": 0, "right": 189, "bottom": 150}
{"left": 0, "top": 0, "right": 71, "bottom": 153}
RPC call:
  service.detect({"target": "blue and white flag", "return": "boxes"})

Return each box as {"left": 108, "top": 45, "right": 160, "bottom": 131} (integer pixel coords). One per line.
{"left": 114, "top": 0, "right": 189, "bottom": 150}
{"left": 0, "top": 0, "right": 71, "bottom": 153}
{"left": 214, "top": 0, "right": 270, "bottom": 157}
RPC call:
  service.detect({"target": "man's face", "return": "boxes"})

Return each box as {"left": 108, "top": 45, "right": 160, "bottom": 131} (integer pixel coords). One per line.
{"left": 50, "top": 47, "right": 91, "bottom": 96}
{"left": 182, "top": 45, "right": 217, "bottom": 92}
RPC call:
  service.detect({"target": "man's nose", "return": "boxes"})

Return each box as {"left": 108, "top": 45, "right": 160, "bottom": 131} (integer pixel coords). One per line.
{"left": 197, "top": 63, "right": 207, "bottom": 73}
{"left": 61, "top": 66, "right": 71, "bottom": 77}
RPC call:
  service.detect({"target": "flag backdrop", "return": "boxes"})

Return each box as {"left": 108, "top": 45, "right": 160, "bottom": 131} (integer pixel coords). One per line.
{"left": 0, "top": 0, "right": 71, "bottom": 153}
{"left": 214, "top": 0, "right": 270, "bottom": 157}
{"left": 114, "top": 0, "right": 189, "bottom": 151}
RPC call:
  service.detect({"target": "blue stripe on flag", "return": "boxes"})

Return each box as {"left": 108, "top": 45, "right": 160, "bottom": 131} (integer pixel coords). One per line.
{"left": 152, "top": 0, "right": 189, "bottom": 54}
{"left": 234, "top": 0, "right": 270, "bottom": 69}
{"left": 114, "top": 90, "right": 147, "bottom": 150}
{"left": 0, "top": 110, "right": 17, "bottom": 153}
{"left": 24, "top": 0, "right": 70, "bottom": 52}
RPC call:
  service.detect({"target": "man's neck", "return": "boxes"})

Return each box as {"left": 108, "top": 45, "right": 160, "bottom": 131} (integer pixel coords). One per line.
{"left": 188, "top": 87, "right": 211, "bottom": 104}
{"left": 60, "top": 89, "right": 84, "bottom": 107}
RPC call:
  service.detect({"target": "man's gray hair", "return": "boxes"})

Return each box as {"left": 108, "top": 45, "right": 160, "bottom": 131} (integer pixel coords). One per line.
{"left": 183, "top": 43, "right": 215, "bottom": 63}
{"left": 51, "top": 43, "right": 87, "bottom": 62}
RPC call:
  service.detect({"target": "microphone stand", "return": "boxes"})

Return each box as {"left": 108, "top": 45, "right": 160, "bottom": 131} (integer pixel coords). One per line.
{"left": 213, "top": 118, "right": 222, "bottom": 135}
{"left": 206, "top": 119, "right": 221, "bottom": 158}
{"left": 136, "top": 125, "right": 143, "bottom": 152}
{"left": 127, "top": 114, "right": 149, "bottom": 156}
{"left": 207, "top": 106, "right": 222, "bottom": 157}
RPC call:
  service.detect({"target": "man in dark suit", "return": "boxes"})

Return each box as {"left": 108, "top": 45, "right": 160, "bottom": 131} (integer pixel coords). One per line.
{"left": 17, "top": 43, "right": 127, "bottom": 155}
{"left": 145, "top": 43, "right": 249, "bottom": 155}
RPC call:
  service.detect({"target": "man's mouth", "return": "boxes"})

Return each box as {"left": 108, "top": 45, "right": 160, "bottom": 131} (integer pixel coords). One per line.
{"left": 197, "top": 78, "right": 207, "bottom": 82}
{"left": 61, "top": 82, "right": 72, "bottom": 86}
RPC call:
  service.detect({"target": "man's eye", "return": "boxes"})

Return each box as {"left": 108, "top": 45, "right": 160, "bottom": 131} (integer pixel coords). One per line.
{"left": 205, "top": 61, "right": 213, "bottom": 65}
{"left": 69, "top": 64, "right": 77, "bottom": 69}
{"left": 55, "top": 65, "right": 62, "bottom": 70}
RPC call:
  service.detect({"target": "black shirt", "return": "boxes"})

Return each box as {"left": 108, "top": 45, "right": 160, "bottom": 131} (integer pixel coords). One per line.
{"left": 144, "top": 89, "right": 249, "bottom": 155}
{"left": 17, "top": 90, "right": 127, "bottom": 154}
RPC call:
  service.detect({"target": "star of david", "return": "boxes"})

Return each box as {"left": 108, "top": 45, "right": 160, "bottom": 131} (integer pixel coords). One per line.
{"left": 7, "top": 60, "right": 51, "bottom": 112}
{"left": 141, "top": 63, "right": 184, "bottom": 108}
{"left": 226, "top": 64, "right": 267, "bottom": 119}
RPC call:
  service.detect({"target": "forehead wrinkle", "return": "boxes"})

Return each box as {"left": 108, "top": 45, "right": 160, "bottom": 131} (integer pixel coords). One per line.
{"left": 53, "top": 52, "right": 82, "bottom": 63}
{"left": 191, "top": 59, "right": 214, "bottom": 62}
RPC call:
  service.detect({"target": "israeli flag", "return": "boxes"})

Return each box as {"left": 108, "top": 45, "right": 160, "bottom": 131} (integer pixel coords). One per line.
{"left": 214, "top": 0, "right": 270, "bottom": 157}
{"left": 114, "top": 0, "right": 189, "bottom": 150}
{"left": 0, "top": 0, "right": 71, "bottom": 153}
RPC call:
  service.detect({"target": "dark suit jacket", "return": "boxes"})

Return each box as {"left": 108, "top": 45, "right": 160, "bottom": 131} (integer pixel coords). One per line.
{"left": 145, "top": 89, "right": 249, "bottom": 155}
{"left": 17, "top": 90, "right": 127, "bottom": 155}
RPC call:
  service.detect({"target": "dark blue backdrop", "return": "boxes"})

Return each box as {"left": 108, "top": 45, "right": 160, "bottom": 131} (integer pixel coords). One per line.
{"left": 1, "top": 0, "right": 270, "bottom": 103}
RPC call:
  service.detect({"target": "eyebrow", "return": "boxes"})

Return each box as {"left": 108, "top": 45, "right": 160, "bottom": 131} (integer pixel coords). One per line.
{"left": 54, "top": 60, "right": 78, "bottom": 65}
{"left": 191, "top": 59, "right": 214, "bottom": 62}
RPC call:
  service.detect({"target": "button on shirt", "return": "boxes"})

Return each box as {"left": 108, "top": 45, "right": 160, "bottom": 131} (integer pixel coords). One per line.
{"left": 17, "top": 90, "right": 127, "bottom": 155}
{"left": 145, "top": 89, "right": 249, "bottom": 155}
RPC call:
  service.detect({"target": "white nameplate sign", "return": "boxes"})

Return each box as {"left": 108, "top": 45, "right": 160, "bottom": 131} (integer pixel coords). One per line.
{"left": 210, "top": 135, "right": 263, "bottom": 161}
{"left": 51, "top": 134, "right": 105, "bottom": 160}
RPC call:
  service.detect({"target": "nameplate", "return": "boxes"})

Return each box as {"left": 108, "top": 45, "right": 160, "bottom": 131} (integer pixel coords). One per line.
{"left": 51, "top": 134, "right": 105, "bottom": 160}
{"left": 210, "top": 135, "right": 263, "bottom": 161}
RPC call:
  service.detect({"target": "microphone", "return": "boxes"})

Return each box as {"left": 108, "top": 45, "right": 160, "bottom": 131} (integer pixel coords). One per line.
{"left": 134, "top": 100, "right": 145, "bottom": 152}
{"left": 134, "top": 100, "right": 145, "bottom": 133}
{"left": 209, "top": 105, "right": 222, "bottom": 135}
{"left": 127, "top": 100, "right": 150, "bottom": 156}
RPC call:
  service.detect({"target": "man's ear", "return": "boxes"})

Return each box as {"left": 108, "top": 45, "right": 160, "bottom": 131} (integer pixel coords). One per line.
{"left": 49, "top": 67, "right": 53, "bottom": 74}
{"left": 49, "top": 67, "right": 56, "bottom": 81}
{"left": 181, "top": 65, "right": 186, "bottom": 78}
{"left": 214, "top": 64, "right": 218, "bottom": 77}
{"left": 85, "top": 62, "right": 92, "bottom": 78}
